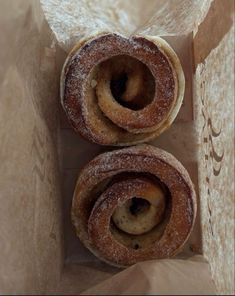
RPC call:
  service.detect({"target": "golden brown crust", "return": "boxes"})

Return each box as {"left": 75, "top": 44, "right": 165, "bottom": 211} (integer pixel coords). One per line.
{"left": 61, "top": 33, "right": 185, "bottom": 146}
{"left": 71, "top": 144, "right": 196, "bottom": 267}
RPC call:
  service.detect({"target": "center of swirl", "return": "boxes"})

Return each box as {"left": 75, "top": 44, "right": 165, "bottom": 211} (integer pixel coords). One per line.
{"left": 112, "top": 181, "right": 166, "bottom": 236}
{"left": 97, "top": 55, "right": 155, "bottom": 110}
{"left": 129, "top": 197, "right": 150, "bottom": 215}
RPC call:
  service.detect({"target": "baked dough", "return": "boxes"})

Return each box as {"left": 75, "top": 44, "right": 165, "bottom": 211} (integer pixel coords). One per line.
{"left": 71, "top": 144, "right": 196, "bottom": 267}
{"left": 61, "top": 33, "right": 185, "bottom": 145}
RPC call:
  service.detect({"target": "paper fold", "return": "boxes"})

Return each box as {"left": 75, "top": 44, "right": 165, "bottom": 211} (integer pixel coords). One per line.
{"left": 41, "top": 0, "right": 212, "bottom": 51}
{"left": 81, "top": 256, "right": 216, "bottom": 295}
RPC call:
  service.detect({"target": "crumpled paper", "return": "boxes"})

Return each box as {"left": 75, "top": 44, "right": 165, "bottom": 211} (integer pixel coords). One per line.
{"left": 40, "top": 0, "right": 212, "bottom": 51}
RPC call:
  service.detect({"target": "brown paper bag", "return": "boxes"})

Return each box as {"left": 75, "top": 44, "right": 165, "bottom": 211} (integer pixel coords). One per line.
{"left": 0, "top": 0, "right": 234, "bottom": 294}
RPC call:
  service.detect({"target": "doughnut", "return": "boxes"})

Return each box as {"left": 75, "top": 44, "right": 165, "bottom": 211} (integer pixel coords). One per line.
{"left": 71, "top": 144, "right": 196, "bottom": 267}
{"left": 61, "top": 33, "right": 185, "bottom": 145}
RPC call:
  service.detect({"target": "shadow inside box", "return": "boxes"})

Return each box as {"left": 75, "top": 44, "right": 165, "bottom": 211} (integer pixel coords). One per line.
{"left": 65, "top": 260, "right": 120, "bottom": 274}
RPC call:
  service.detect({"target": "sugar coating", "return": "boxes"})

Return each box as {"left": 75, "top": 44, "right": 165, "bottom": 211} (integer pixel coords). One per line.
{"left": 61, "top": 33, "right": 184, "bottom": 146}
{"left": 71, "top": 144, "right": 196, "bottom": 267}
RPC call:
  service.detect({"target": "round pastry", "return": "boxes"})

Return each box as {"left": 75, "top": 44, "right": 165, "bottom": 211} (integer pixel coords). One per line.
{"left": 71, "top": 145, "right": 196, "bottom": 267}
{"left": 61, "top": 33, "right": 185, "bottom": 145}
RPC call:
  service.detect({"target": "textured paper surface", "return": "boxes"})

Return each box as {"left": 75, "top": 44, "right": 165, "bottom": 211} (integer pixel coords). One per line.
{"left": 0, "top": 0, "right": 63, "bottom": 294}
{"left": 194, "top": 22, "right": 235, "bottom": 295}
{"left": 41, "top": 0, "right": 212, "bottom": 52}
{"left": 0, "top": 0, "right": 234, "bottom": 295}
{"left": 81, "top": 256, "right": 215, "bottom": 295}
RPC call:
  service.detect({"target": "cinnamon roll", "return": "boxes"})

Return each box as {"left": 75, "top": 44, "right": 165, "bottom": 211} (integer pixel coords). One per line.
{"left": 71, "top": 145, "right": 196, "bottom": 267}
{"left": 61, "top": 33, "right": 185, "bottom": 145}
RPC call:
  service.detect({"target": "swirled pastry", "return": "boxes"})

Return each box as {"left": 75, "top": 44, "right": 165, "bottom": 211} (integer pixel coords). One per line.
{"left": 61, "top": 33, "right": 185, "bottom": 145}
{"left": 71, "top": 145, "right": 196, "bottom": 267}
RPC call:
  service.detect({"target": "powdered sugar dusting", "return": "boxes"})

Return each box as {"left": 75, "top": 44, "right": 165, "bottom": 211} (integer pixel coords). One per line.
{"left": 61, "top": 33, "right": 184, "bottom": 146}
{"left": 71, "top": 144, "right": 196, "bottom": 266}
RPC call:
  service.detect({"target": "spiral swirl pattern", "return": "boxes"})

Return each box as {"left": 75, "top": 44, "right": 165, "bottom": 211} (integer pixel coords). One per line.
{"left": 61, "top": 33, "right": 185, "bottom": 146}
{"left": 71, "top": 145, "right": 196, "bottom": 267}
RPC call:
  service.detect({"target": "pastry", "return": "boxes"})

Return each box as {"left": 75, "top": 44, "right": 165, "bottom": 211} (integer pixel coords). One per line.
{"left": 71, "top": 145, "right": 196, "bottom": 267}
{"left": 61, "top": 33, "right": 185, "bottom": 145}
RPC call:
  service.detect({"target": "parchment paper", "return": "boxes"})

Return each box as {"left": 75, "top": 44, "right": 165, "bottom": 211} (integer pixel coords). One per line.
{"left": 81, "top": 256, "right": 215, "bottom": 295}
{"left": 41, "top": 0, "right": 212, "bottom": 51}
{"left": 0, "top": 0, "right": 233, "bottom": 294}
